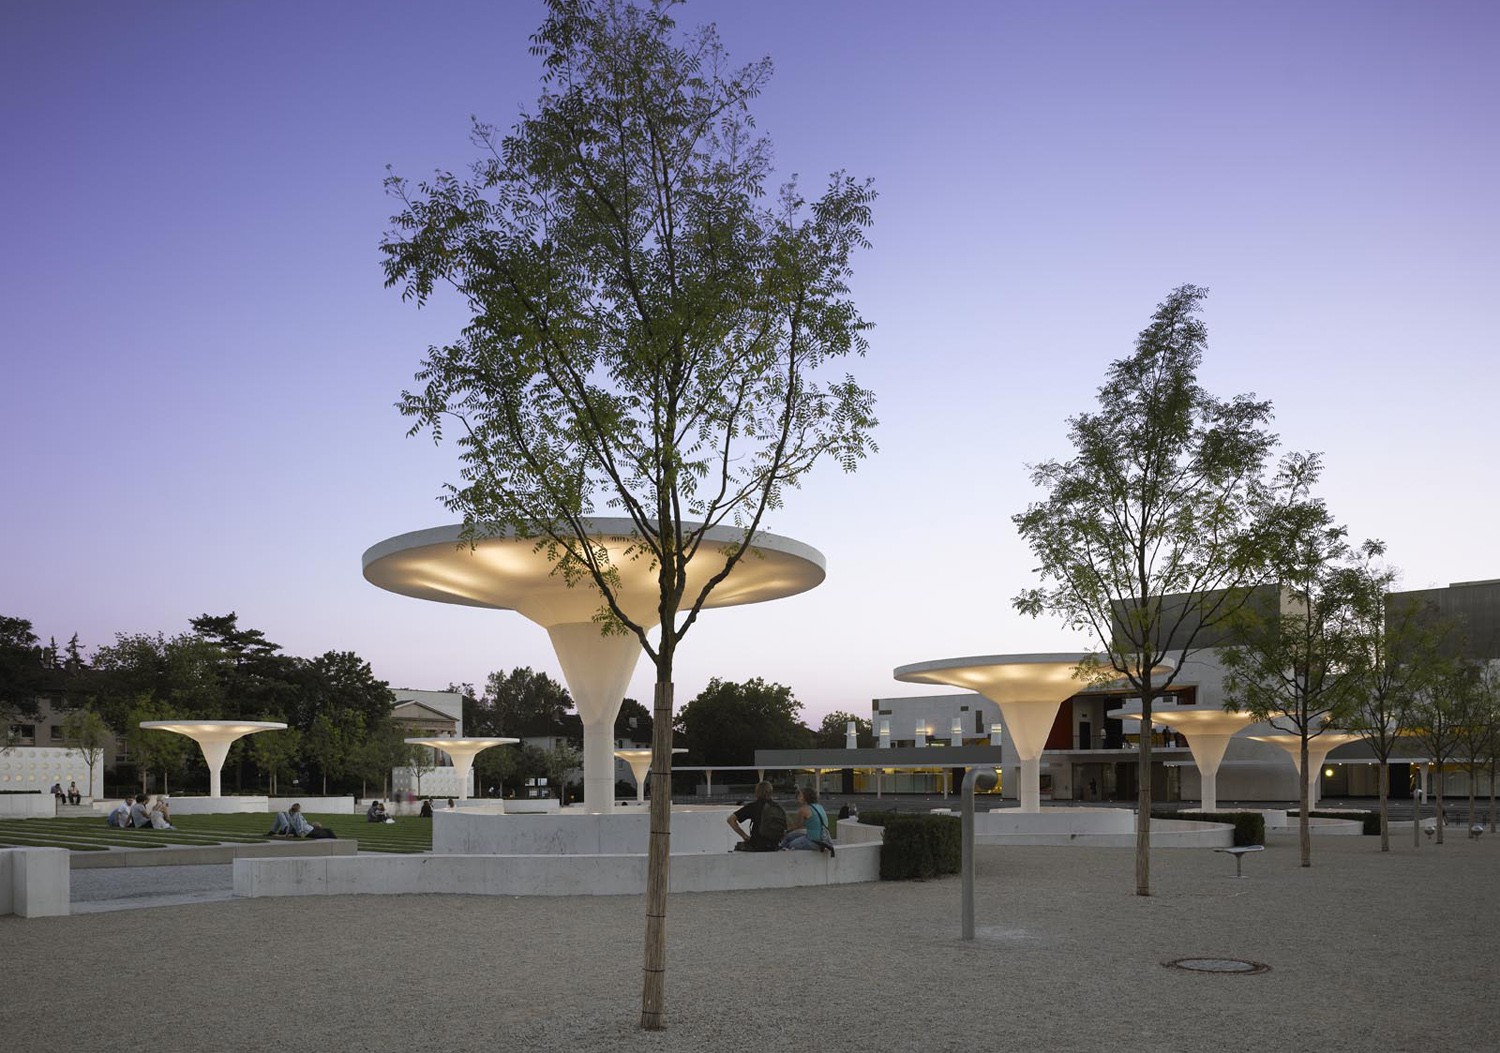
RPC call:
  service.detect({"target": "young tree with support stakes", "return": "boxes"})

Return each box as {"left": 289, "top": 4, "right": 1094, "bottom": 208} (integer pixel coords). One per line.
{"left": 380, "top": 1, "right": 875, "bottom": 1028}
{"left": 1013, "top": 285, "right": 1288, "bottom": 897}
{"left": 1411, "top": 667, "right": 1468, "bottom": 844}
{"left": 1344, "top": 551, "right": 1453, "bottom": 851}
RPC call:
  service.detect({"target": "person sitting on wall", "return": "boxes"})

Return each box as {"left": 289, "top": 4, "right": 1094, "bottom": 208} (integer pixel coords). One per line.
{"left": 779, "top": 785, "right": 835, "bottom": 857}
{"left": 269, "top": 803, "right": 314, "bottom": 837}
{"left": 419, "top": 799, "right": 434, "bottom": 818}
{"left": 727, "top": 781, "right": 786, "bottom": 852}
{"left": 107, "top": 797, "right": 132, "bottom": 828}
{"left": 67, "top": 780, "right": 81, "bottom": 805}
{"left": 128, "top": 794, "right": 155, "bottom": 829}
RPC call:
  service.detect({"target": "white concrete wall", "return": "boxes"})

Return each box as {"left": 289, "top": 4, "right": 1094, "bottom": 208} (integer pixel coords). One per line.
{"left": 0, "top": 747, "right": 103, "bottom": 799}
{"left": 0, "top": 847, "right": 70, "bottom": 917}
{"left": 165, "top": 795, "right": 270, "bottom": 814}
{"left": 432, "top": 806, "right": 739, "bottom": 856}
{"left": 0, "top": 793, "right": 55, "bottom": 818}
{"left": 390, "top": 767, "right": 475, "bottom": 798}
{"left": 234, "top": 839, "right": 881, "bottom": 899}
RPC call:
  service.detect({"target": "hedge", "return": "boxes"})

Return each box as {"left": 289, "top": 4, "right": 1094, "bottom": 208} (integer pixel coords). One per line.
{"left": 1154, "top": 808, "right": 1265, "bottom": 846}
{"left": 877, "top": 814, "right": 961, "bottom": 880}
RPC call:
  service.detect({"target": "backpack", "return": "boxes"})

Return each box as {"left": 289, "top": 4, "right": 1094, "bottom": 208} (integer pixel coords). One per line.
{"left": 755, "top": 798, "right": 787, "bottom": 848}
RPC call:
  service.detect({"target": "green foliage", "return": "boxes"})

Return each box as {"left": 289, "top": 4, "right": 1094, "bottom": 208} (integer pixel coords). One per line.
{"left": 674, "top": 677, "right": 811, "bottom": 765}
{"left": 1011, "top": 285, "right": 1294, "bottom": 894}
{"left": 250, "top": 723, "right": 303, "bottom": 795}
{"left": 126, "top": 697, "right": 194, "bottom": 792}
{"left": 1160, "top": 808, "right": 1266, "bottom": 846}
{"left": 539, "top": 742, "right": 584, "bottom": 802}
{"left": 468, "top": 667, "right": 574, "bottom": 737}
{"left": 878, "top": 814, "right": 960, "bottom": 880}
{"left": 816, "top": 711, "right": 873, "bottom": 748}
{"left": 60, "top": 706, "right": 111, "bottom": 787}
{"left": 0, "top": 615, "right": 47, "bottom": 719}
{"left": 381, "top": 0, "right": 877, "bottom": 676}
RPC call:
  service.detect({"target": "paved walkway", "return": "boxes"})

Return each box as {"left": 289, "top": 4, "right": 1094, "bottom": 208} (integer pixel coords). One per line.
{"left": 7, "top": 834, "right": 1497, "bottom": 1052}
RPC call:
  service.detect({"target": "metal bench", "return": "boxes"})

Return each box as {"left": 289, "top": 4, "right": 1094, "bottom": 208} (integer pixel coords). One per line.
{"left": 1214, "top": 844, "right": 1264, "bottom": 877}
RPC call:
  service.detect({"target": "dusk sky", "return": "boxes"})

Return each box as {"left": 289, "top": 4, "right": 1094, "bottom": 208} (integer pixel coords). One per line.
{"left": 4, "top": 1, "right": 1496, "bottom": 725}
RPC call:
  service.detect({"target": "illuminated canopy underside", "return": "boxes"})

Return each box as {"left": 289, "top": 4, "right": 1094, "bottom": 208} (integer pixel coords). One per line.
{"left": 362, "top": 520, "right": 826, "bottom": 627}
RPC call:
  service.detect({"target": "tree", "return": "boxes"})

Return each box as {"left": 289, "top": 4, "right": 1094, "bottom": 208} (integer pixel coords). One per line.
{"left": 1220, "top": 465, "right": 1368, "bottom": 868}
{"left": 1411, "top": 666, "right": 1468, "bottom": 844}
{"left": 815, "top": 710, "right": 872, "bottom": 749}
{"left": 675, "top": 677, "right": 811, "bottom": 765}
{"left": 0, "top": 615, "right": 48, "bottom": 722}
{"left": 126, "top": 697, "right": 193, "bottom": 794}
{"left": 615, "top": 697, "right": 653, "bottom": 743}
{"left": 302, "top": 710, "right": 364, "bottom": 795}
{"left": 1450, "top": 662, "right": 1499, "bottom": 831}
{"left": 1344, "top": 550, "right": 1453, "bottom": 851}
{"left": 250, "top": 722, "right": 303, "bottom": 796}
{"left": 476, "top": 667, "right": 574, "bottom": 736}
{"left": 60, "top": 706, "right": 111, "bottom": 797}
{"left": 1013, "top": 285, "right": 1288, "bottom": 896}
{"left": 539, "top": 742, "right": 584, "bottom": 803}
{"left": 381, "top": 1, "right": 876, "bottom": 1027}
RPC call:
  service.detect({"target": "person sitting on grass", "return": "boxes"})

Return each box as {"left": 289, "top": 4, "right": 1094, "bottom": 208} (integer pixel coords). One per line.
{"left": 367, "top": 800, "right": 393, "bottom": 823}
{"left": 106, "top": 796, "right": 132, "bottom": 828}
{"left": 149, "top": 794, "right": 174, "bottom": 830}
{"left": 129, "top": 794, "right": 154, "bottom": 829}
{"left": 269, "top": 802, "right": 314, "bottom": 838}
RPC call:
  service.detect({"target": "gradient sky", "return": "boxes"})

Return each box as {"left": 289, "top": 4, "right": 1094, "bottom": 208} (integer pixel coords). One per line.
{"left": 4, "top": 1, "right": 1496, "bottom": 724}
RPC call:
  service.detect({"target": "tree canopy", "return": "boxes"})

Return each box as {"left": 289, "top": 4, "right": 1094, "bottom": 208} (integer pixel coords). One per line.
{"left": 675, "top": 676, "right": 811, "bottom": 765}
{"left": 381, "top": 0, "right": 876, "bottom": 1026}
{"left": 1013, "top": 284, "right": 1293, "bottom": 895}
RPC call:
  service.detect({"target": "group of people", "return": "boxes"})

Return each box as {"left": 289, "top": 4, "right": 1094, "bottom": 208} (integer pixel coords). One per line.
{"left": 105, "top": 793, "right": 173, "bottom": 830}
{"left": 727, "top": 782, "right": 837, "bottom": 856}
{"left": 50, "top": 781, "right": 82, "bottom": 805}
{"left": 366, "top": 800, "right": 395, "bottom": 823}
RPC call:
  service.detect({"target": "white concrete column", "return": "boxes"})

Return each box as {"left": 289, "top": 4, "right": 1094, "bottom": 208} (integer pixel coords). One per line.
{"left": 1187, "top": 732, "right": 1236, "bottom": 813}
{"left": 547, "top": 623, "right": 644, "bottom": 814}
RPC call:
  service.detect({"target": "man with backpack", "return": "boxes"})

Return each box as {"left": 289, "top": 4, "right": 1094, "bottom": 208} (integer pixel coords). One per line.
{"left": 728, "top": 781, "right": 786, "bottom": 851}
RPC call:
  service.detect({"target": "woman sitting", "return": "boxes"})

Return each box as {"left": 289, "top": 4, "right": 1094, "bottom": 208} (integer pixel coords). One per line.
{"left": 149, "top": 794, "right": 174, "bottom": 829}
{"left": 779, "top": 785, "right": 836, "bottom": 856}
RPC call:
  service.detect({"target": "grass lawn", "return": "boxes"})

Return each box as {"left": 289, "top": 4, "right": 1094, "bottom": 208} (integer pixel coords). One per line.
{"left": 0, "top": 812, "right": 432, "bottom": 854}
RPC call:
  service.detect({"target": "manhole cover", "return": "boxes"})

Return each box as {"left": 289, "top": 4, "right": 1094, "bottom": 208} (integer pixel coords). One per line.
{"left": 1163, "top": 957, "right": 1270, "bottom": 975}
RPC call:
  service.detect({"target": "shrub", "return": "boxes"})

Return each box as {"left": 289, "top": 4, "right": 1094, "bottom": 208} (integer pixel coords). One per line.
{"left": 1157, "top": 808, "right": 1265, "bottom": 846}
{"left": 879, "top": 814, "right": 960, "bottom": 880}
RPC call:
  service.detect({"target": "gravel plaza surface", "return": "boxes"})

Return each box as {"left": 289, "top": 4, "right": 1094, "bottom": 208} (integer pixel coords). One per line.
{"left": 5, "top": 833, "right": 1497, "bottom": 1052}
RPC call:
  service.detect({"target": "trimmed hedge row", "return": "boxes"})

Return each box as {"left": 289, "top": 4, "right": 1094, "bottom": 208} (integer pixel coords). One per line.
{"left": 870, "top": 813, "right": 961, "bottom": 880}
{"left": 1154, "top": 808, "right": 1266, "bottom": 846}
{"left": 856, "top": 811, "right": 962, "bottom": 880}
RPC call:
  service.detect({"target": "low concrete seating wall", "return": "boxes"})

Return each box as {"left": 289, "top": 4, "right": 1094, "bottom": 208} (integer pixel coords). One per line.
{"left": 1261, "top": 810, "right": 1364, "bottom": 835}
{"left": 0, "top": 793, "right": 55, "bottom": 819}
{"left": 973, "top": 808, "right": 1234, "bottom": 848}
{"left": 234, "top": 838, "right": 880, "bottom": 899}
{"left": 166, "top": 796, "right": 271, "bottom": 815}
{"left": 1, "top": 847, "right": 70, "bottom": 917}
{"left": 433, "top": 805, "right": 740, "bottom": 856}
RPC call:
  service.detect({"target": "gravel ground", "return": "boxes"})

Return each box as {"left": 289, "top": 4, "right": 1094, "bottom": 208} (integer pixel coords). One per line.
{"left": 5, "top": 834, "right": 1497, "bottom": 1052}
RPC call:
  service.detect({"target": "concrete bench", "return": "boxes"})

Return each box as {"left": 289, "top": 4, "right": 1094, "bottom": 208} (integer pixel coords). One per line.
{"left": 1, "top": 847, "right": 70, "bottom": 917}
{"left": 1215, "top": 844, "right": 1264, "bottom": 877}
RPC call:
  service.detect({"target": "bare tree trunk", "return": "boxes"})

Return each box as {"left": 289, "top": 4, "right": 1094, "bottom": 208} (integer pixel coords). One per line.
{"left": 1413, "top": 764, "right": 1421, "bottom": 849}
{"left": 1378, "top": 760, "right": 1390, "bottom": 853}
{"left": 1299, "top": 736, "right": 1311, "bottom": 867}
{"left": 1135, "top": 677, "right": 1153, "bottom": 897}
{"left": 640, "top": 678, "right": 674, "bottom": 1029}
{"left": 1489, "top": 758, "right": 1496, "bottom": 831}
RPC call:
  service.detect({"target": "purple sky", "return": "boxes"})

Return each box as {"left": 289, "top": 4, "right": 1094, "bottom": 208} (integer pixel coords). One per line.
{"left": 4, "top": 1, "right": 1496, "bottom": 723}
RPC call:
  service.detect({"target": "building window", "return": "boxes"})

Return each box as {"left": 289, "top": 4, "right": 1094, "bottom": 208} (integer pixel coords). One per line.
{"left": 50, "top": 726, "right": 65, "bottom": 741}
{"left": 9, "top": 724, "right": 36, "bottom": 743}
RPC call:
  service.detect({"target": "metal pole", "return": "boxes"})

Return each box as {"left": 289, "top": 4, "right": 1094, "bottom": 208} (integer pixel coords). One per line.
{"left": 962, "top": 765, "right": 999, "bottom": 940}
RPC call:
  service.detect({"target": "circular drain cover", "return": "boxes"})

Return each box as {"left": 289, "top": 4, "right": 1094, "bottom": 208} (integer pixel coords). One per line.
{"left": 1164, "top": 957, "right": 1270, "bottom": 975}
